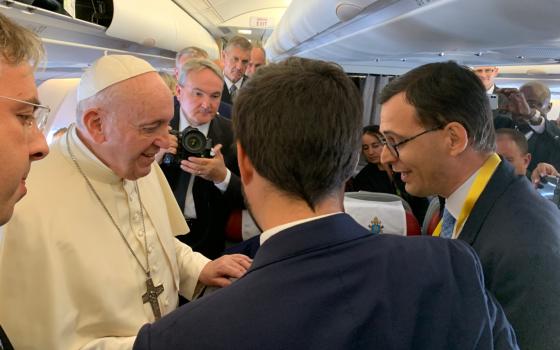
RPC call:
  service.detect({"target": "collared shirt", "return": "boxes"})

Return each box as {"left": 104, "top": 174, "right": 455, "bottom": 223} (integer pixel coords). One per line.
{"left": 444, "top": 168, "right": 480, "bottom": 239}
{"left": 259, "top": 212, "right": 342, "bottom": 245}
{"left": 486, "top": 85, "right": 496, "bottom": 94}
{"left": 525, "top": 115, "right": 546, "bottom": 139}
{"left": 179, "top": 110, "right": 231, "bottom": 219}
{"left": 224, "top": 75, "right": 243, "bottom": 93}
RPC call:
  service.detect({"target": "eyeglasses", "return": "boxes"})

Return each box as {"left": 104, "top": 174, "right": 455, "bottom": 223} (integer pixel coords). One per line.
{"left": 0, "top": 95, "right": 51, "bottom": 131}
{"left": 381, "top": 126, "right": 442, "bottom": 159}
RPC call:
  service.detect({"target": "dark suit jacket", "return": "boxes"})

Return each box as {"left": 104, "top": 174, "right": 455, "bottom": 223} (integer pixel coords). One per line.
{"left": 0, "top": 325, "right": 13, "bottom": 350}
{"left": 134, "top": 214, "right": 517, "bottom": 350}
{"left": 494, "top": 116, "right": 560, "bottom": 172}
{"left": 217, "top": 101, "right": 232, "bottom": 119}
{"left": 160, "top": 98, "right": 243, "bottom": 258}
{"left": 459, "top": 160, "right": 560, "bottom": 350}
{"left": 221, "top": 76, "right": 247, "bottom": 105}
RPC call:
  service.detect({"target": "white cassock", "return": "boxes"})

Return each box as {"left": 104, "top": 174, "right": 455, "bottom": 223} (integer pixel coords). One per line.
{"left": 0, "top": 126, "right": 210, "bottom": 350}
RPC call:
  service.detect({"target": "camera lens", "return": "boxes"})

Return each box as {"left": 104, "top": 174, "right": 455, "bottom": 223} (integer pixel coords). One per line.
{"left": 181, "top": 129, "right": 207, "bottom": 154}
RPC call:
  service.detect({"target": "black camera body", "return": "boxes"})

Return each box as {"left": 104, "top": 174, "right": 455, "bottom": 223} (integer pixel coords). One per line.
{"left": 537, "top": 176, "right": 560, "bottom": 209}
{"left": 162, "top": 127, "right": 213, "bottom": 166}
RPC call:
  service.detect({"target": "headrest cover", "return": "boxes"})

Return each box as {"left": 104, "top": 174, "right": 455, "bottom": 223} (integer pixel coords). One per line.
{"left": 77, "top": 55, "right": 156, "bottom": 102}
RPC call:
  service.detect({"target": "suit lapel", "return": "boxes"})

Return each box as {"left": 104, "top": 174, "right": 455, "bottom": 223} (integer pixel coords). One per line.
{"left": 459, "top": 162, "right": 516, "bottom": 245}
{"left": 171, "top": 97, "right": 181, "bottom": 130}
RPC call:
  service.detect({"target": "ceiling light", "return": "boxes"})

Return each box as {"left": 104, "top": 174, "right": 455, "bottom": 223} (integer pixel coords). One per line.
{"left": 238, "top": 29, "right": 252, "bottom": 35}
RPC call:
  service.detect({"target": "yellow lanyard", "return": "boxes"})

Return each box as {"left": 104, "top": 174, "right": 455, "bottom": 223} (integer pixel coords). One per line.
{"left": 433, "top": 153, "right": 501, "bottom": 237}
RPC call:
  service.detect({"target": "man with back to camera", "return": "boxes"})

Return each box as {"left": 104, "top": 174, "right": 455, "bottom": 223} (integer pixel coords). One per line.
{"left": 0, "top": 54, "right": 251, "bottom": 349}
{"left": 379, "top": 61, "right": 560, "bottom": 350}
{"left": 133, "top": 57, "right": 518, "bottom": 350}
{"left": 245, "top": 46, "right": 266, "bottom": 78}
{"left": 158, "top": 58, "right": 243, "bottom": 259}
{"left": 0, "top": 12, "right": 50, "bottom": 349}
{"left": 220, "top": 36, "right": 252, "bottom": 105}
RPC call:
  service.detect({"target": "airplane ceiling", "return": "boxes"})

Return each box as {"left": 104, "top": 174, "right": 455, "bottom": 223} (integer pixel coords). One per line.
{"left": 265, "top": 0, "right": 560, "bottom": 76}
{"left": 172, "top": 0, "right": 291, "bottom": 45}
{"left": 3, "top": 0, "right": 560, "bottom": 94}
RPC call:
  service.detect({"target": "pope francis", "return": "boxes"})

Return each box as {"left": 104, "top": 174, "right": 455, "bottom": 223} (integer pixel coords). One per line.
{"left": 0, "top": 55, "right": 251, "bottom": 349}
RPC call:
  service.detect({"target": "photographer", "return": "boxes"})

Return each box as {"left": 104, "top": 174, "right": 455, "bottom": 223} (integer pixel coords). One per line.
{"left": 493, "top": 81, "right": 560, "bottom": 172}
{"left": 157, "top": 58, "right": 243, "bottom": 259}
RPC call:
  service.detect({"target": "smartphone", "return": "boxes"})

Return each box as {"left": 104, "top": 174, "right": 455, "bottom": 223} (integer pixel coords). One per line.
{"left": 537, "top": 176, "right": 560, "bottom": 208}
{"left": 488, "top": 94, "right": 499, "bottom": 110}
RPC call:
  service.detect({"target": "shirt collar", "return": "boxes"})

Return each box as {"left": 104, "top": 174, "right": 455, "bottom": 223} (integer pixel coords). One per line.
{"left": 259, "top": 212, "right": 342, "bottom": 245}
{"left": 179, "top": 109, "right": 210, "bottom": 137}
{"left": 445, "top": 167, "right": 481, "bottom": 221}
{"left": 486, "top": 85, "right": 495, "bottom": 94}
{"left": 224, "top": 75, "right": 243, "bottom": 91}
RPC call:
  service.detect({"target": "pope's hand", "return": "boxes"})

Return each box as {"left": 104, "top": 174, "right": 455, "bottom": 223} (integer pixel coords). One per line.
{"left": 199, "top": 254, "right": 252, "bottom": 287}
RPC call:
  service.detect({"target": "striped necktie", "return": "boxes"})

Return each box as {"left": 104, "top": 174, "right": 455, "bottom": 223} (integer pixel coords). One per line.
{"left": 229, "top": 84, "right": 238, "bottom": 99}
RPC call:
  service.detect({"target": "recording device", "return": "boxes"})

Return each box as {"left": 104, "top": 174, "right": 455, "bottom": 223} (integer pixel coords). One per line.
{"left": 536, "top": 176, "right": 560, "bottom": 208}
{"left": 162, "top": 127, "right": 213, "bottom": 166}
{"left": 488, "top": 94, "right": 499, "bottom": 110}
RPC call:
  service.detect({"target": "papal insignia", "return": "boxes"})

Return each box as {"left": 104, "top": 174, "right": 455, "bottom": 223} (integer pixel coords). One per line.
{"left": 368, "top": 216, "right": 384, "bottom": 234}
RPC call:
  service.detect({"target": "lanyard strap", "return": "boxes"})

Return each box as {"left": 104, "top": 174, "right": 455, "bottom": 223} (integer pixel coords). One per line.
{"left": 433, "top": 153, "right": 501, "bottom": 237}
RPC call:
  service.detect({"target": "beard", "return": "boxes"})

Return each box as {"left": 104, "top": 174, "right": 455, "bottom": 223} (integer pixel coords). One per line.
{"left": 241, "top": 185, "right": 263, "bottom": 234}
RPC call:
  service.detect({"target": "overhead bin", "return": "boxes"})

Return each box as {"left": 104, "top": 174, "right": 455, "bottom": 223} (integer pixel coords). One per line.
{"left": 266, "top": 0, "right": 560, "bottom": 70}
{"left": 106, "top": 0, "right": 219, "bottom": 59}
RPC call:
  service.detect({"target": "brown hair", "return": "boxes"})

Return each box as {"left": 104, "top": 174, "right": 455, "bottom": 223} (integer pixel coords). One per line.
{"left": 233, "top": 57, "right": 363, "bottom": 209}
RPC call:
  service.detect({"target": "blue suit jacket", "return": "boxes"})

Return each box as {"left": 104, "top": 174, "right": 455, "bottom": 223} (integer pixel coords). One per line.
{"left": 458, "top": 160, "right": 560, "bottom": 350}
{"left": 135, "top": 214, "right": 517, "bottom": 349}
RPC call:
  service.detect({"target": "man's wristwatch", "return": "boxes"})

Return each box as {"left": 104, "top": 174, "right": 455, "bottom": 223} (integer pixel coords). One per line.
{"left": 529, "top": 109, "right": 543, "bottom": 125}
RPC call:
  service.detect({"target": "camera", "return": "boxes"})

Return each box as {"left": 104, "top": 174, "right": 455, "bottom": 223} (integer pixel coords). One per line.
{"left": 537, "top": 176, "right": 560, "bottom": 209}
{"left": 162, "top": 127, "right": 213, "bottom": 166}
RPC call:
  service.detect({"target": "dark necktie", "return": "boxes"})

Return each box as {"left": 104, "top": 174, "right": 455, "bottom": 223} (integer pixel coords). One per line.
{"left": 229, "top": 84, "right": 238, "bottom": 99}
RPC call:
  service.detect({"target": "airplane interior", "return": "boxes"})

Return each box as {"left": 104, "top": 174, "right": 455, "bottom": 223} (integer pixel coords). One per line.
{"left": 1, "top": 0, "right": 560, "bottom": 133}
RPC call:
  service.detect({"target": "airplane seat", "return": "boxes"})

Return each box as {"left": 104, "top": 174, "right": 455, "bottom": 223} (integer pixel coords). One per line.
{"left": 37, "top": 78, "right": 80, "bottom": 139}
{"left": 225, "top": 209, "right": 243, "bottom": 243}
{"left": 422, "top": 197, "right": 442, "bottom": 235}
{"left": 405, "top": 211, "right": 422, "bottom": 236}
{"left": 345, "top": 191, "right": 413, "bottom": 213}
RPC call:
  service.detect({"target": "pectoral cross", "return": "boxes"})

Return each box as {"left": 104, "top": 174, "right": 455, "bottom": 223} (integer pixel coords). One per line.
{"left": 142, "top": 277, "right": 164, "bottom": 320}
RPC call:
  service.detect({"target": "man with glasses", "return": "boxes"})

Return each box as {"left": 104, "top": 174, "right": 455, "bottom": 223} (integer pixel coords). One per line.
{"left": 134, "top": 57, "right": 517, "bottom": 350}
{"left": 379, "top": 61, "right": 560, "bottom": 350}
{"left": 0, "top": 54, "right": 250, "bottom": 349}
{"left": 0, "top": 12, "right": 49, "bottom": 350}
